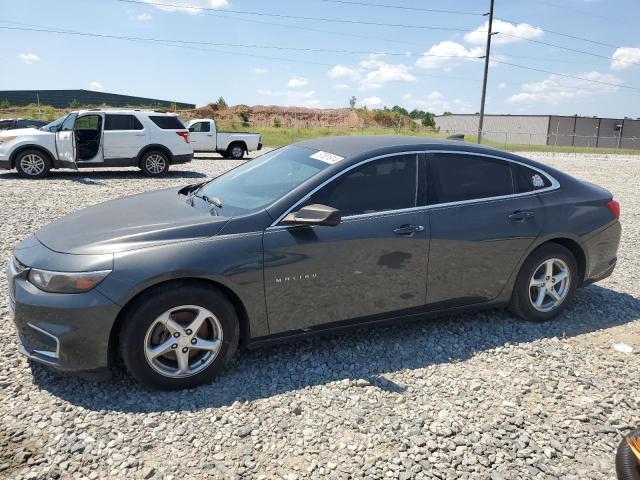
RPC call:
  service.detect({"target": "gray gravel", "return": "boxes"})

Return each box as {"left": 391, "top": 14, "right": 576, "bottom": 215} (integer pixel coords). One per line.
{"left": 0, "top": 151, "right": 639, "bottom": 480}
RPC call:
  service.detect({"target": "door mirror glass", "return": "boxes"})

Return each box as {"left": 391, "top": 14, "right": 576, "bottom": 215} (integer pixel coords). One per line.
{"left": 281, "top": 204, "right": 341, "bottom": 227}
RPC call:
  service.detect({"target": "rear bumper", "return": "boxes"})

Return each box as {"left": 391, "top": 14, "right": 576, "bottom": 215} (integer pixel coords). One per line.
{"left": 583, "top": 220, "right": 621, "bottom": 286}
{"left": 0, "top": 158, "right": 10, "bottom": 169}
{"left": 172, "top": 153, "right": 193, "bottom": 164}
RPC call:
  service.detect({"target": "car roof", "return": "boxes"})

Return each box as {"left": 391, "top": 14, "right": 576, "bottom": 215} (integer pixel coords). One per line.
{"left": 76, "top": 109, "right": 177, "bottom": 116}
{"left": 294, "top": 135, "right": 501, "bottom": 159}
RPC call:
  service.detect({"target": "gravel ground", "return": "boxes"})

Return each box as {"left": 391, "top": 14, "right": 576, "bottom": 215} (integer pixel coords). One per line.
{"left": 0, "top": 151, "right": 639, "bottom": 480}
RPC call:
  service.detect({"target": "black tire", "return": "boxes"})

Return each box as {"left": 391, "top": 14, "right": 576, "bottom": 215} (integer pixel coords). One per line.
{"left": 119, "top": 282, "right": 239, "bottom": 390}
{"left": 227, "top": 143, "right": 245, "bottom": 160}
{"left": 508, "top": 243, "right": 578, "bottom": 322}
{"left": 15, "top": 149, "right": 52, "bottom": 178}
{"left": 139, "top": 150, "right": 170, "bottom": 177}
{"left": 616, "top": 430, "right": 640, "bottom": 480}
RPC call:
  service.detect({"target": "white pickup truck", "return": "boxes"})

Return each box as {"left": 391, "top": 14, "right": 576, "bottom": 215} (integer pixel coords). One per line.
{"left": 185, "top": 119, "right": 262, "bottom": 159}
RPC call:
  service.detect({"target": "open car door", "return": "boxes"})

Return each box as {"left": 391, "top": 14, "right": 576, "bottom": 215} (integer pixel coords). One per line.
{"left": 55, "top": 113, "right": 78, "bottom": 169}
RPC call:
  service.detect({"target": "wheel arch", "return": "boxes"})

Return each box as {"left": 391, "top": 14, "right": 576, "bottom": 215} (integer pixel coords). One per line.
{"left": 543, "top": 237, "right": 587, "bottom": 287}
{"left": 9, "top": 144, "right": 55, "bottom": 168}
{"left": 137, "top": 144, "right": 174, "bottom": 166}
{"left": 107, "top": 277, "right": 251, "bottom": 367}
{"left": 227, "top": 140, "right": 248, "bottom": 153}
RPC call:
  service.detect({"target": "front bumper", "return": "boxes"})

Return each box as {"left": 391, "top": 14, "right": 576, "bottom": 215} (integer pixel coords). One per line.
{"left": 7, "top": 255, "right": 121, "bottom": 373}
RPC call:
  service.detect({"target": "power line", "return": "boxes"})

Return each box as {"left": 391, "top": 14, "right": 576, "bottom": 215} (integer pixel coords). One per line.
{"left": 525, "top": 0, "right": 634, "bottom": 27}
{"left": 315, "top": 0, "right": 484, "bottom": 16}
{"left": 116, "top": 0, "right": 475, "bottom": 32}
{"left": 491, "top": 60, "right": 639, "bottom": 91}
{"left": 497, "top": 33, "right": 640, "bottom": 67}
{"left": 3, "top": 23, "right": 636, "bottom": 92}
{"left": 496, "top": 18, "right": 621, "bottom": 50}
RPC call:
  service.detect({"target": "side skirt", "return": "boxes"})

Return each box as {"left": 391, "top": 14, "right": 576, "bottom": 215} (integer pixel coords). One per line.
{"left": 246, "top": 300, "right": 509, "bottom": 350}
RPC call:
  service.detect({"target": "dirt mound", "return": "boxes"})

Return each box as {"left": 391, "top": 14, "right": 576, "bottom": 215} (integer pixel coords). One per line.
{"left": 182, "top": 104, "right": 363, "bottom": 128}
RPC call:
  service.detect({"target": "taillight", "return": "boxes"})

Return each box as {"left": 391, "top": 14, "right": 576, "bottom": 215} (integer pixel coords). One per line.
{"left": 176, "top": 131, "right": 190, "bottom": 143}
{"left": 606, "top": 200, "right": 620, "bottom": 219}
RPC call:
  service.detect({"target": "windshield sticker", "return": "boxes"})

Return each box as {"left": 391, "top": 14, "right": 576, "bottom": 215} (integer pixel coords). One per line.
{"left": 532, "top": 174, "right": 545, "bottom": 188}
{"left": 310, "top": 151, "right": 344, "bottom": 164}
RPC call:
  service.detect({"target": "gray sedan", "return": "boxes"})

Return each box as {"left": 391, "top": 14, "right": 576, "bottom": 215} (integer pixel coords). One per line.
{"left": 7, "top": 136, "right": 621, "bottom": 390}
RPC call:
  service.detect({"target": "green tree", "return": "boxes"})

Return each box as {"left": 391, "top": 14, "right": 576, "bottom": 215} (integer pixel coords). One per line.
{"left": 349, "top": 96, "right": 357, "bottom": 109}
{"left": 239, "top": 110, "right": 250, "bottom": 127}
{"left": 0, "top": 99, "right": 10, "bottom": 109}
{"left": 216, "top": 96, "right": 228, "bottom": 108}
{"left": 273, "top": 115, "right": 281, "bottom": 128}
{"left": 391, "top": 105, "right": 409, "bottom": 116}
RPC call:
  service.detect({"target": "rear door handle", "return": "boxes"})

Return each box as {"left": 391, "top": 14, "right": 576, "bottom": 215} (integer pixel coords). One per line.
{"left": 393, "top": 224, "right": 425, "bottom": 235}
{"left": 135, "top": 133, "right": 146, "bottom": 137}
{"left": 509, "top": 210, "right": 535, "bottom": 221}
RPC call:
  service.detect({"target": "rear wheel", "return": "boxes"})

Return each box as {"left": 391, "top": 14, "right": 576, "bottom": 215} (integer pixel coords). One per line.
{"left": 15, "top": 149, "right": 52, "bottom": 178}
{"left": 227, "top": 143, "right": 245, "bottom": 160}
{"left": 119, "top": 283, "right": 239, "bottom": 390}
{"left": 140, "top": 150, "right": 170, "bottom": 177}
{"left": 508, "top": 243, "right": 578, "bottom": 322}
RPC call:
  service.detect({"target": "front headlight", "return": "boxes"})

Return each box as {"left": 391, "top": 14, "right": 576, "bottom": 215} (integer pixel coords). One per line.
{"left": 28, "top": 268, "right": 111, "bottom": 293}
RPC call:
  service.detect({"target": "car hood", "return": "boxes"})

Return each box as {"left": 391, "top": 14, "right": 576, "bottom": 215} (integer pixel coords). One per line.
{"left": 35, "top": 187, "right": 229, "bottom": 255}
{"left": 0, "top": 127, "right": 51, "bottom": 137}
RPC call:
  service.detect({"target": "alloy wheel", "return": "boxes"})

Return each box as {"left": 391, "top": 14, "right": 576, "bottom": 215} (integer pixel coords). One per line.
{"left": 528, "top": 258, "right": 571, "bottom": 313}
{"left": 145, "top": 154, "right": 166, "bottom": 175}
{"left": 231, "top": 146, "right": 243, "bottom": 158}
{"left": 143, "top": 305, "right": 223, "bottom": 378}
{"left": 20, "top": 154, "right": 46, "bottom": 176}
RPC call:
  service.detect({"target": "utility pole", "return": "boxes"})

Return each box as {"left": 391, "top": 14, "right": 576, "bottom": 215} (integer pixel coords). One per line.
{"left": 477, "top": 0, "right": 495, "bottom": 144}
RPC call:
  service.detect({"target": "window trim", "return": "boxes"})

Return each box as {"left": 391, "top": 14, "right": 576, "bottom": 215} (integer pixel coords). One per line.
{"left": 104, "top": 114, "right": 144, "bottom": 131}
{"left": 267, "top": 150, "right": 559, "bottom": 229}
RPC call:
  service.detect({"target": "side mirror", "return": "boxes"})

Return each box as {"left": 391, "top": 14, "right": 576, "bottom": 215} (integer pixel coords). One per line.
{"left": 281, "top": 204, "right": 341, "bottom": 227}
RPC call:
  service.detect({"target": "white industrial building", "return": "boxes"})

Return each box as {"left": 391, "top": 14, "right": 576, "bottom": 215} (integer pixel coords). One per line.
{"left": 435, "top": 114, "right": 640, "bottom": 149}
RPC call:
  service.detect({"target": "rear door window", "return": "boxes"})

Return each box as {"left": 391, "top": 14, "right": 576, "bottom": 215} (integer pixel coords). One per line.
{"left": 428, "top": 153, "right": 514, "bottom": 204}
{"left": 515, "top": 164, "right": 552, "bottom": 192}
{"left": 105, "top": 114, "right": 144, "bottom": 130}
{"left": 149, "top": 115, "right": 185, "bottom": 129}
{"left": 0, "top": 120, "right": 15, "bottom": 129}
{"left": 305, "top": 154, "right": 418, "bottom": 217}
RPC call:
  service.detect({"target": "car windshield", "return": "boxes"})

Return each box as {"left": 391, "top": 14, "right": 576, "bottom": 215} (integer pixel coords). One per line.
{"left": 40, "top": 115, "right": 67, "bottom": 132}
{"left": 196, "top": 145, "right": 333, "bottom": 216}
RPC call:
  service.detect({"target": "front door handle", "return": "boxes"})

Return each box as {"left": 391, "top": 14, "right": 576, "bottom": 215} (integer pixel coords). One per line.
{"left": 393, "top": 224, "right": 425, "bottom": 235}
{"left": 509, "top": 210, "right": 535, "bottom": 221}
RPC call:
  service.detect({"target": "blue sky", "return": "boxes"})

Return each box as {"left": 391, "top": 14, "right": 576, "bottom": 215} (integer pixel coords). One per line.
{"left": 1, "top": 0, "right": 639, "bottom": 117}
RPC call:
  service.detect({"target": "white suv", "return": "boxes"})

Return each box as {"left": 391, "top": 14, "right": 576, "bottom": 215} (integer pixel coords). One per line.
{"left": 0, "top": 109, "right": 193, "bottom": 178}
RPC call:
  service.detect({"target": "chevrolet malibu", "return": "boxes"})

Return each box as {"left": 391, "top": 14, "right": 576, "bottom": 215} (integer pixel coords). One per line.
{"left": 7, "top": 136, "right": 621, "bottom": 390}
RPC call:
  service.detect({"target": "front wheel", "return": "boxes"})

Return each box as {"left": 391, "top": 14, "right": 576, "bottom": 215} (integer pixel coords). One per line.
{"left": 508, "top": 243, "right": 578, "bottom": 322}
{"left": 15, "top": 149, "right": 52, "bottom": 178}
{"left": 140, "top": 150, "right": 170, "bottom": 177}
{"left": 119, "top": 283, "right": 239, "bottom": 390}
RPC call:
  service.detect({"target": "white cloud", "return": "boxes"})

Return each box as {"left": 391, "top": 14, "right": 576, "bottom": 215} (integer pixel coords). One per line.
{"left": 328, "top": 55, "right": 415, "bottom": 90}
{"left": 498, "top": 82, "right": 507, "bottom": 89}
{"left": 286, "top": 77, "right": 308, "bottom": 88}
{"left": 251, "top": 67, "right": 268, "bottom": 74}
{"left": 256, "top": 89, "right": 324, "bottom": 107}
{"left": 17, "top": 53, "right": 40, "bottom": 64}
{"left": 89, "top": 81, "right": 105, "bottom": 92}
{"left": 141, "top": 0, "right": 229, "bottom": 14}
{"left": 415, "top": 41, "right": 482, "bottom": 71}
{"left": 507, "top": 71, "right": 622, "bottom": 105}
{"left": 362, "top": 96, "right": 383, "bottom": 107}
{"left": 257, "top": 89, "right": 316, "bottom": 99}
{"left": 136, "top": 13, "right": 152, "bottom": 21}
{"left": 465, "top": 20, "right": 544, "bottom": 46}
{"left": 333, "top": 83, "right": 350, "bottom": 90}
{"left": 361, "top": 63, "right": 416, "bottom": 89}
{"left": 402, "top": 92, "right": 473, "bottom": 115}
{"left": 611, "top": 47, "right": 640, "bottom": 70}
{"left": 328, "top": 64, "right": 362, "bottom": 81}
